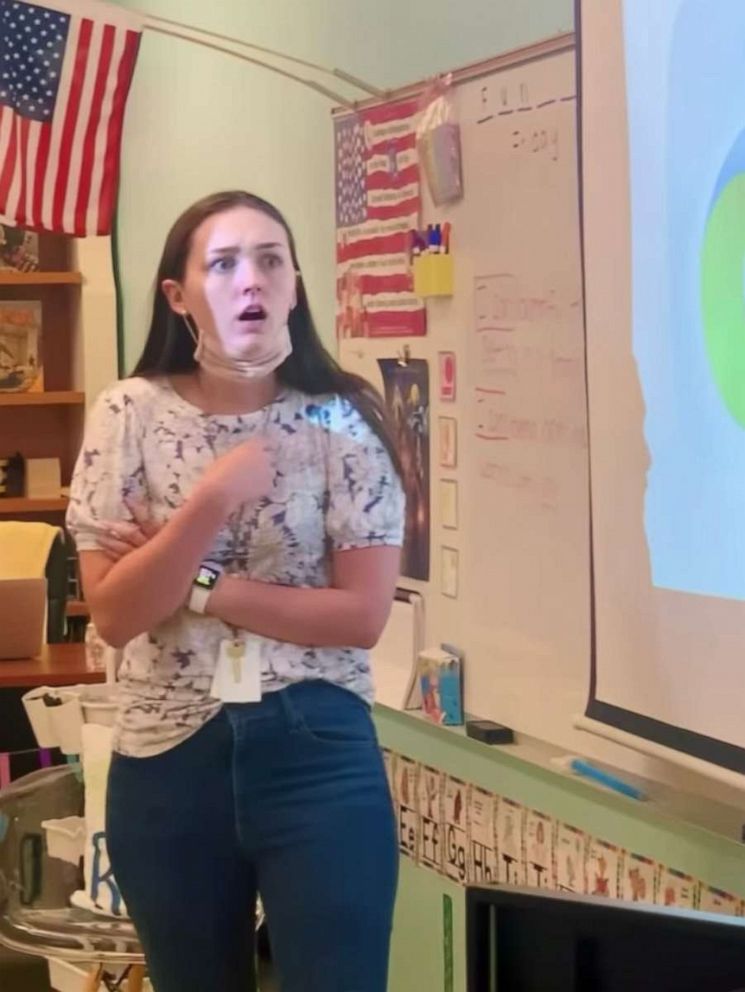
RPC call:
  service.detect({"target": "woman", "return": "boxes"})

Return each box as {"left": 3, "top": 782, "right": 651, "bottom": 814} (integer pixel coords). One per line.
{"left": 67, "top": 191, "right": 405, "bottom": 992}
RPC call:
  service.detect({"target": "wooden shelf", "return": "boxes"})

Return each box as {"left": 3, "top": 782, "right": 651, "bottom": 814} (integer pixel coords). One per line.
{"left": 0, "top": 390, "right": 84, "bottom": 407}
{"left": 0, "top": 497, "right": 68, "bottom": 513}
{"left": 66, "top": 599, "right": 89, "bottom": 618}
{"left": 0, "top": 271, "right": 82, "bottom": 285}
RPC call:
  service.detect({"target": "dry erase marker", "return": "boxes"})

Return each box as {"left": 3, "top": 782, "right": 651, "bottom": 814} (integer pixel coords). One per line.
{"left": 441, "top": 222, "right": 452, "bottom": 254}
{"left": 552, "top": 756, "right": 647, "bottom": 801}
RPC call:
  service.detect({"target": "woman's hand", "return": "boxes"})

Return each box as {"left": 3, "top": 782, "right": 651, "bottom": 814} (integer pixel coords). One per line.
{"left": 196, "top": 438, "right": 275, "bottom": 514}
{"left": 96, "top": 502, "right": 162, "bottom": 562}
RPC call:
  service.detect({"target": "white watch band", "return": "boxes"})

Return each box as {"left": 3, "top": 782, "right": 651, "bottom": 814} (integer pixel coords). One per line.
{"left": 188, "top": 561, "right": 223, "bottom": 614}
{"left": 188, "top": 584, "right": 212, "bottom": 615}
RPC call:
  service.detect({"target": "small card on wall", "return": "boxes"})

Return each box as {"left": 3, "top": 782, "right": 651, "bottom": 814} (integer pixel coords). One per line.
{"left": 496, "top": 796, "right": 525, "bottom": 886}
{"left": 441, "top": 546, "right": 459, "bottom": 599}
{"left": 439, "top": 416, "right": 458, "bottom": 468}
{"left": 622, "top": 852, "right": 656, "bottom": 904}
{"left": 656, "top": 866, "right": 695, "bottom": 909}
{"left": 467, "top": 785, "right": 498, "bottom": 885}
{"left": 395, "top": 756, "right": 420, "bottom": 861}
{"left": 417, "top": 765, "right": 445, "bottom": 873}
{"left": 586, "top": 838, "right": 622, "bottom": 900}
{"left": 556, "top": 823, "right": 587, "bottom": 893}
{"left": 438, "top": 351, "right": 457, "bottom": 402}
{"left": 381, "top": 747, "right": 396, "bottom": 799}
{"left": 443, "top": 775, "right": 469, "bottom": 885}
{"left": 440, "top": 479, "right": 458, "bottom": 530}
{"left": 697, "top": 883, "right": 740, "bottom": 916}
{"left": 525, "top": 809, "right": 555, "bottom": 890}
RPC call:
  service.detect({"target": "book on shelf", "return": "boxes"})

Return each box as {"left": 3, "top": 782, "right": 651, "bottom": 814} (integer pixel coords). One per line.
{"left": 0, "top": 224, "right": 39, "bottom": 272}
{"left": 418, "top": 644, "right": 464, "bottom": 726}
{"left": 0, "top": 452, "right": 25, "bottom": 498}
{"left": 0, "top": 300, "right": 43, "bottom": 392}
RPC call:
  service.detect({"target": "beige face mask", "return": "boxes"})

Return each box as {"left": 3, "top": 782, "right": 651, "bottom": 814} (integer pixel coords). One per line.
{"left": 183, "top": 315, "right": 292, "bottom": 382}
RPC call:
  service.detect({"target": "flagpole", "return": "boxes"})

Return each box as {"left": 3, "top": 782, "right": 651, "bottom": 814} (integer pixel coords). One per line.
{"left": 139, "top": 14, "right": 388, "bottom": 108}
{"left": 142, "top": 12, "right": 387, "bottom": 99}
{"left": 144, "top": 24, "right": 357, "bottom": 108}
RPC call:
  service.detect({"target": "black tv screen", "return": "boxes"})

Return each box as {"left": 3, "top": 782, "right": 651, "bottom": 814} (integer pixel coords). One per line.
{"left": 467, "top": 886, "right": 745, "bottom": 992}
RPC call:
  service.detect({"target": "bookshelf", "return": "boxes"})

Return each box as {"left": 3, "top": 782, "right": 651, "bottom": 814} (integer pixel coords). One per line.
{"left": 0, "top": 497, "right": 69, "bottom": 513}
{"left": 0, "top": 390, "right": 85, "bottom": 407}
{"left": 0, "top": 271, "right": 83, "bottom": 285}
{"left": 0, "top": 228, "right": 118, "bottom": 636}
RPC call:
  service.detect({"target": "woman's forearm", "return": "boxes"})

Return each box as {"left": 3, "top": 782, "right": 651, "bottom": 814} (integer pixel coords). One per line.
{"left": 85, "top": 485, "right": 232, "bottom": 647}
{"left": 206, "top": 576, "right": 383, "bottom": 650}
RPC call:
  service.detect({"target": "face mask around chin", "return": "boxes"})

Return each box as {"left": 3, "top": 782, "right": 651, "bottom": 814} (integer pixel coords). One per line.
{"left": 191, "top": 322, "right": 293, "bottom": 381}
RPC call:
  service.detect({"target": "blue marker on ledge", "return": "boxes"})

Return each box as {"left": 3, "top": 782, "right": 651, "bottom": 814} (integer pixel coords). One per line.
{"left": 552, "top": 755, "right": 647, "bottom": 801}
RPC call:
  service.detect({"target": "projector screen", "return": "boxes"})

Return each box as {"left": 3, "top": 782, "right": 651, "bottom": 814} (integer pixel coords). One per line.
{"left": 580, "top": 0, "right": 745, "bottom": 772}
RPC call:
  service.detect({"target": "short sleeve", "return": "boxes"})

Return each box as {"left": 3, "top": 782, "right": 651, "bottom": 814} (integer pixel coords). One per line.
{"left": 325, "top": 396, "right": 405, "bottom": 551}
{"left": 66, "top": 382, "right": 147, "bottom": 551}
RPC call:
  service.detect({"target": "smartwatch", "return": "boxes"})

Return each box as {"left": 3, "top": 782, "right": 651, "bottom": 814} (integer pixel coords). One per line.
{"left": 188, "top": 561, "right": 223, "bottom": 614}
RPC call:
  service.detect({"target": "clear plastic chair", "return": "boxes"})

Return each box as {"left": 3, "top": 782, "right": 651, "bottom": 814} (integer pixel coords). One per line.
{"left": 0, "top": 763, "right": 145, "bottom": 989}
{"left": 1, "top": 761, "right": 268, "bottom": 990}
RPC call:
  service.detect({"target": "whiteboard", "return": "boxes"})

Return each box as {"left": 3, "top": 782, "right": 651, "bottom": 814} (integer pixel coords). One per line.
{"left": 338, "top": 43, "right": 745, "bottom": 806}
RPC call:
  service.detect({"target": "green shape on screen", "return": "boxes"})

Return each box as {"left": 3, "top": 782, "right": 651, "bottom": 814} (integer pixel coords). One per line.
{"left": 701, "top": 172, "right": 745, "bottom": 426}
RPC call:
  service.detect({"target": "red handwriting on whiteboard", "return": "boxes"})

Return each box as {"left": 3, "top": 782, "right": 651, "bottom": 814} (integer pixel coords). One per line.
{"left": 474, "top": 274, "right": 560, "bottom": 332}
{"left": 478, "top": 460, "right": 559, "bottom": 510}
{"left": 474, "top": 387, "right": 587, "bottom": 449}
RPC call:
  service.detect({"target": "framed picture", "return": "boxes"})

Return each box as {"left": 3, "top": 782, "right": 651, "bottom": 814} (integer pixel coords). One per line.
{"left": 441, "top": 546, "right": 459, "bottom": 599}
{"left": 438, "top": 350, "right": 457, "bottom": 402}
{"left": 0, "top": 301, "right": 42, "bottom": 392}
{"left": 439, "top": 416, "right": 458, "bottom": 468}
{"left": 440, "top": 479, "right": 459, "bottom": 530}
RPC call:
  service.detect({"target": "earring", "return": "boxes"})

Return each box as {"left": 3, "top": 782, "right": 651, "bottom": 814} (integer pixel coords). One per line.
{"left": 181, "top": 314, "right": 199, "bottom": 347}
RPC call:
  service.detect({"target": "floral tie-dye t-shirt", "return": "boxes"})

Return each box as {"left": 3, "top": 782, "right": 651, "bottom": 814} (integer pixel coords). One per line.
{"left": 67, "top": 376, "right": 405, "bottom": 757}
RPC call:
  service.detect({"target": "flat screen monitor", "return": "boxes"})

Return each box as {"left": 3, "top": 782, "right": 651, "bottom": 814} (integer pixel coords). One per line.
{"left": 467, "top": 885, "right": 745, "bottom": 991}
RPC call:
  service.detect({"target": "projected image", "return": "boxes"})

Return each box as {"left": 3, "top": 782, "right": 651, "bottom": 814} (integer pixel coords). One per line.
{"left": 624, "top": 1, "right": 745, "bottom": 600}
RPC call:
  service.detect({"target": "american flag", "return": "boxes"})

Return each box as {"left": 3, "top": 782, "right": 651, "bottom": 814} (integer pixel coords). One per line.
{"left": 335, "top": 98, "right": 426, "bottom": 339}
{"left": 0, "top": 0, "right": 141, "bottom": 236}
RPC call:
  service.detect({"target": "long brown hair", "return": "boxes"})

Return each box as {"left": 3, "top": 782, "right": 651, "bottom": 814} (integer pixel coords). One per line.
{"left": 131, "top": 191, "right": 401, "bottom": 476}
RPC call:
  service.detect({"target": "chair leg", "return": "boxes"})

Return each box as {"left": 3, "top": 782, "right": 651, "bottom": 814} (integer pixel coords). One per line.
{"left": 82, "top": 964, "right": 104, "bottom": 992}
{"left": 126, "top": 964, "right": 146, "bottom": 992}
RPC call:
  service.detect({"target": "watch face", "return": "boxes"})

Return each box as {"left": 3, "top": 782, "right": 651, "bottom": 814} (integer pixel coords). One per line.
{"left": 195, "top": 565, "right": 219, "bottom": 589}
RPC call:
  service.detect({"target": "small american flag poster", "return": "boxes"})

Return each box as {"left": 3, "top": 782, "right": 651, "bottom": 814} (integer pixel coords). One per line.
{"left": 335, "top": 97, "right": 426, "bottom": 339}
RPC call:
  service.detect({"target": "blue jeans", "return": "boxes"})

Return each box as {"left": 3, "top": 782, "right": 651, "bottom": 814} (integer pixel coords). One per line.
{"left": 106, "top": 680, "right": 398, "bottom": 992}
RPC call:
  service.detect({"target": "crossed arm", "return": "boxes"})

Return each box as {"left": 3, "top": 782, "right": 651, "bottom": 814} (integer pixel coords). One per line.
{"left": 79, "top": 499, "right": 401, "bottom": 650}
